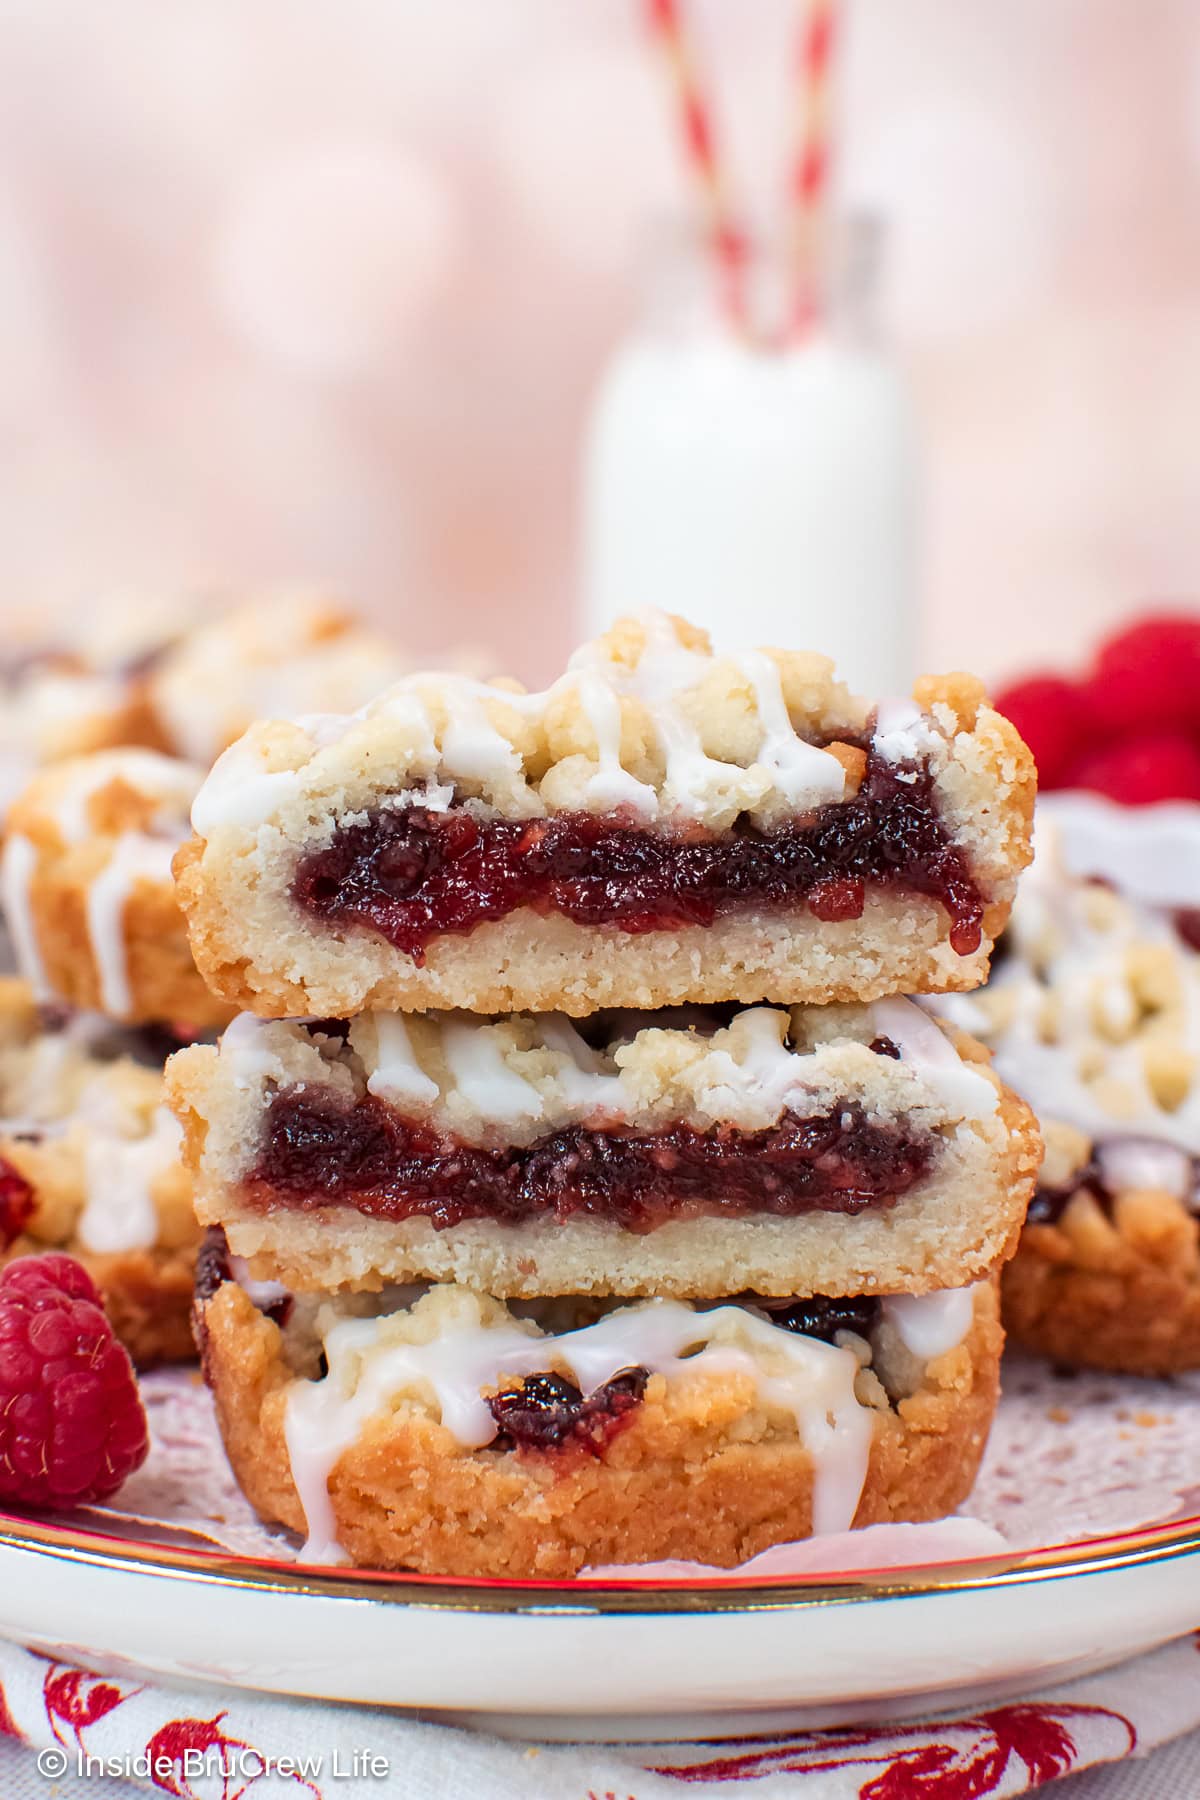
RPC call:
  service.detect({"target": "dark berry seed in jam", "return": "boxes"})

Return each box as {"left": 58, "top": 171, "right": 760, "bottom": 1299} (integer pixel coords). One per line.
{"left": 869, "top": 1036, "right": 901, "bottom": 1059}
{"left": 487, "top": 1369, "right": 647, "bottom": 1455}
{"left": 758, "top": 1295, "right": 882, "bottom": 1343}
{"left": 248, "top": 1090, "right": 935, "bottom": 1233}
{"left": 0, "top": 1157, "right": 34, "bottom": 1251}
{"left": 290, "top": 751, "right": 985, "bottom": 962}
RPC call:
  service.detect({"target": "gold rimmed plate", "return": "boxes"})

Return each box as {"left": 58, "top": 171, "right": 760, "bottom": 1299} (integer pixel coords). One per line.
{"left": 1, "top": 1503, "right": 1198, "bottom": 1739}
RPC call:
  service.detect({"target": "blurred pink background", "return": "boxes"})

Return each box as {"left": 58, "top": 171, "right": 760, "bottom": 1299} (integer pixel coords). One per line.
{"left": 1, "top": 0, "right": 1198, "bottom": 684}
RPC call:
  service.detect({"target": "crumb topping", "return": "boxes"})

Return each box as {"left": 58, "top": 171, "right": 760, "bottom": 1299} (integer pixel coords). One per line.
{"left": 194, "top": 995, "right": 999, "bottom": 1150}
{"left": 936, "top": 815, "right": 1200, "bottom": 1152}
{"left": 190, "top": 611, "right": 987, "bottom": 839}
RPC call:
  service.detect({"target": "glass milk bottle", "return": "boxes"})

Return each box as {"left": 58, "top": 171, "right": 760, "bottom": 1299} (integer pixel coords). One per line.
{"left": 580, "top": 217, "right": 918, "bottom": 694}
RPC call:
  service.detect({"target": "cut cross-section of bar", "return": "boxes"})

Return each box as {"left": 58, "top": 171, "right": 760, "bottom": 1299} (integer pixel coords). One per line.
{"left": 196, "top": 1245, "right": 1003, "bottom": 1578}
{"left": 175, "top": 612, "right": 1035, "bottom": 1018}
{"left": 167, "top": 997, "right": 1040, "bottom": 1299}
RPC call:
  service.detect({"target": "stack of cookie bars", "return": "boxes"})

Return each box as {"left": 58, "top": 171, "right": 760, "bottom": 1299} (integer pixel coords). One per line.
{"left": 169, "top": 612, "right": 1041, "bottom": 1577}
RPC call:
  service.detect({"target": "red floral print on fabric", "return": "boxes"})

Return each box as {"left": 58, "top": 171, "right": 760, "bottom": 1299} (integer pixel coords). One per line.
{"left": 0, "top": 1679, "right": 21, "bottom": 1740}
{"left": 649, "top": 1702, "right": 1137, "bottom": 1789}
{"left": 42, "top": 1664, "right": 141, "bottom": 1748}
{"left": 145, "top": 1713, "right": 321, "bottom": 1800}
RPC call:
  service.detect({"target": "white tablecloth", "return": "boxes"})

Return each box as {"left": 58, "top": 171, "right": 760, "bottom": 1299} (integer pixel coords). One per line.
{"left": 1, "top": 1629, "right": 1199, "bottom": 1798}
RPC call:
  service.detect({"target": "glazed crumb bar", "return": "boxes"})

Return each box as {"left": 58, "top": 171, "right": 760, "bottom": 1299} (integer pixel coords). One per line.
{"left": 175, "top": 612, "right": 1035, "bottom": 1018}
{"left": 935, "top": 814, "right": 1200, "bottom": 1375}
{"left": 139, "top": 593, "right": 410, "bottom": 768}
{"left": 196, "top": 1235, "right": 1003, "bottom": 1577}
{"left": 0, "top": 978, "right": 198, "bottom": 1364}
{"left": 167, "top": 996, "right": 1040, "bottom": 1299}
{"left": 2, "top": 747, "right": 231, "bottom": 1028}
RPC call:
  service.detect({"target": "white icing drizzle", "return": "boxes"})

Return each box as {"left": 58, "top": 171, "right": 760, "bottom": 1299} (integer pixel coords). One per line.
{"left": 690, "top": 1006, "right": 811, "bottom": 1118}
{"left": 46, "top": 749, "right": 199, "bottom": 846}
{"left": 189, "top": 732, "right": 320, "bottom": 835}
{"left": 1095, "top": 1139, "right": 1193, "bottom": 1200}
{"left": 881, "top": 1285, "right": 977, "bottom": 1361}
{"left": 368, "top": 687, "right": 443, "bottom": 769}
{"left": 1, "top": 834, "right": 51, "bottom": 999}
{"left": 241, "top": 1000, "right": 993, "bottom": 1137}
{"left": 1040, "top": 791, "right": 1200, "bottom": 911}
{"left": 573, "top": 669, "right": 659, "bottom": 814}
{"left": 0, "top": 750, "right": 197, "bottom": 1013}
{"left": 190, "top": 609, "right": 862, "bottom": 836}
{"left": 217, "top": 1011, "right": 288, "bottom": 1087}
{"left": 435, "top": 686, "right": 526, "bottom": 788}
{"left": 284, "top": 1296, "right": 873, "bottom": 1563}
{"left": 78, "top": 1105, "right": 181, "bottom": 1254}
{"left": 533, "top": 1016, "right": 626, "bottom": 1112}
{"left": 615, "top": 610, "right": 753, "bottom": 819}
{"left": 440, "top": 1020, "right": 545, "bottom": 1123}
{"left": 229, "top": 1254, "right": 291, "bottom": 1310}
{"left": 872, "top": 699, "right": 946, "bottom": 767}
{"left": 870, "top": 997, "right": 998, "bottom": 1118}
{"left": 240, "top": 999, "right": 998, "bottom": 1142}
{"left": 733, "top": 652, "right": 846, "bottom": 808}
{"left": 87, "top": 834, "right": 180, "bottom": 1018}
{"left": 366, "top": 1014, "right": 439, "bottom": 1108}
{"left": 0, "top": 1012, "right": 117, "bottom": 1127}
{"left": 934, "top": 813, "right": 1200, "bottom": 1152}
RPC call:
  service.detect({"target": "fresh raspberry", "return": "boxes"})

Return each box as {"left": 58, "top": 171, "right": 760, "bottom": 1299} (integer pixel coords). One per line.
{"left": 0, "top": 1255, "right": 149, "bottom": 1508}
{"left": 1060, "top": 731, "right": 1200, "bottom": 805}
{"left": 1084, "top": 613, "right": 1200, "bottom": 734}
{"left": 991, "top": 674, "right": 1092, "bottom": 788}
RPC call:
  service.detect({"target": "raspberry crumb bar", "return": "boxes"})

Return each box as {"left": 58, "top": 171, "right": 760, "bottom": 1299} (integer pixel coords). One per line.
{"left": 2, "top": 748, "right": 231, "bottom": 1028}
{"left": 0, "top": 979, "right": 198, "bottom": 1365}
{"left": 195, "top": 1235, "right": 1003, "bottom": 1578}
{"left": 936, "top": 804, "right": 1200, "bottom": 1374}
{"left": 139, "top": 593, "right": 409, "bottom": 768}
{"left": 168, "top": 997, "right": 1038, "bottom": 1301}
{"left": 175, "top": 612, "right": 1035, "bottom": 1019}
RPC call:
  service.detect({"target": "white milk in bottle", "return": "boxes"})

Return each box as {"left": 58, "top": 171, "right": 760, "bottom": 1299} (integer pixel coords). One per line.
{"left": 581, "top": 218, "right": 918, "bottom": 693}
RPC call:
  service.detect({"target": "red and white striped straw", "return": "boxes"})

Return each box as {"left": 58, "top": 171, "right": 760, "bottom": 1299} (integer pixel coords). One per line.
{"left": 787, "top": 0, "right": 839, "bottom": 334}
{"left": 643, "top": 0, "right": 747, "bottom": 329}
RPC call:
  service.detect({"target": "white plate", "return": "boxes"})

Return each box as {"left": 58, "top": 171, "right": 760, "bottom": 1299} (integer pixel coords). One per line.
{"left": 0, "top": 1511, "right": 1198, "bottom": 1740}
{"left": 0, "top": 1356, "right": 1198, "bottom": 1741}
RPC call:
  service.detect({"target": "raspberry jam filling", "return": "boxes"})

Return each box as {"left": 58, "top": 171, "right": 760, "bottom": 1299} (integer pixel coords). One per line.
{"left": 375, "top": 1292, "right": 883, "bottom": 1457}
{"left": 0, "top": 1157, "right": 34, "bottom": 1251}
{"left": 246, "top": 1090, "right": 936, "bottom": 1232}
{"left": 756, "top": 1295, "right": 882, "bottom": 1341}
{"left": 290, "top": 750, "right": 985, "bottom": 961}
{"left": 487, "top": 1370, "right": 647, "bottom": 1455}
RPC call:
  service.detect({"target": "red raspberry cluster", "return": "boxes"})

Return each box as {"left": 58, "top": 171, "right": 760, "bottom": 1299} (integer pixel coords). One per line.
{"left": 995, "top": 613, "right": 1200, "bottom": 804}
{"left": 0, "top": 1255, "right": 149, "bottom": 1508}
